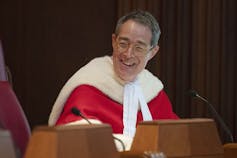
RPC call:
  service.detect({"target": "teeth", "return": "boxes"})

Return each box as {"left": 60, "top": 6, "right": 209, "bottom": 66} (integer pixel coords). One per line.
{"left": 124, "top": 62, "right": 133, "bottom": 66}
{"left": 124, "top": 63, "right": 131, "bottom": 66}
{"left": 120, "top": 59, "right": 134, "bottom": 66}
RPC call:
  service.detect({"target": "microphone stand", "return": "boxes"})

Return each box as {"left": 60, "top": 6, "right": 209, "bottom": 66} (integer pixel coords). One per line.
{"left": 189, "top": 90, "right": 234, "bottom": 143}
{"left": 189, "top": 90, "right": 237, "bottom": 158}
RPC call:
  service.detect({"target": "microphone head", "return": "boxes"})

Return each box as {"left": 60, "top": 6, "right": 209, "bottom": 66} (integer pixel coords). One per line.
{"left": 188, "top": 89, "right": 198, "bottom": 98}
{"left": 71, "top": 107, "right": 81, "bottom": 116}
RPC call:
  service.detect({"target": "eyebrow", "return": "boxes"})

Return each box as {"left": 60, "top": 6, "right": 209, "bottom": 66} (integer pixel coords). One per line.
{"left": 117, "top": 36, "right": 148, "bottom": 47}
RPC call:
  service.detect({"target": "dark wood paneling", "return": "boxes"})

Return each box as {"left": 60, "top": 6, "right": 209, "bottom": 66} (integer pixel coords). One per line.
{"left": 0, "top": 0, "right": 117, "bottom": 128}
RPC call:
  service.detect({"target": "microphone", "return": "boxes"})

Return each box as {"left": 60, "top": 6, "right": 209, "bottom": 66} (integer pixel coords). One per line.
{"left": 71, "top": 106, "right": 126, "bottom": 151}
{"left": 188, "top": 90, "right": 234, "bottom": 143}
{"left": 71, "top": 107, "right": 92, "bottom": 124}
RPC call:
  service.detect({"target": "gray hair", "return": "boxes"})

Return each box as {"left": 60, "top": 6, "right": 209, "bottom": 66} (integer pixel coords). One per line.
{"left": 115, "top": 10, "right": 161, "bottom": 46}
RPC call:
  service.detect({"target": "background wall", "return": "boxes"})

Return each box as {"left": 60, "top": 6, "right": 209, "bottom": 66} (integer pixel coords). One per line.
{"left": 0, "top": 0, "right": 117, "bottom": 125}
{"left": 0, "top": 0, "right": 236, "bottom": 143}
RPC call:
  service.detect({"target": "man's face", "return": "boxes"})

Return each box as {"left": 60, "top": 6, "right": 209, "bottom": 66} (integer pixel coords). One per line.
{"left": 112, "top": 20, "right": 159, "bottom": 82}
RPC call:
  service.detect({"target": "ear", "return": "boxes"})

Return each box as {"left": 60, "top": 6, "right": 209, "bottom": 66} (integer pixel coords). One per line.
{"left": 147, "top": 45, "right": 159, "bottom": 60}
{"left": 112, "top": 34, "right": 117, "bottom": 50}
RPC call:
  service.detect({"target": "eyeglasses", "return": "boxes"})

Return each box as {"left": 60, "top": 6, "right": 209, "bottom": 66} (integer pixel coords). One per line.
{"left": 116, "top": 38, "right": 153, "bottom": 56}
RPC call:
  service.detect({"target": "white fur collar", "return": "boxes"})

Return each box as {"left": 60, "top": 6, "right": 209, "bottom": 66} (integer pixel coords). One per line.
{"left": 48, "top": 56, "right": 163, "bottom": 126}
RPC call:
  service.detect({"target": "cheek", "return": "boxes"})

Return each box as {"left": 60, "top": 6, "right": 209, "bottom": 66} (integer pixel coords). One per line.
{"left": 130, "top": 57, "right": 148, "bottom": 77}
{"left": 138, "top": 56, "right": 149, "bottom": 69}
{"left": 112, "top": 52, "right": 119, "bottom": 67}
{"left": 112, "top": 49, "right": 119, "bottom": 58}
{"left": 112, "top": 53, "right": 119, "bottom": 70}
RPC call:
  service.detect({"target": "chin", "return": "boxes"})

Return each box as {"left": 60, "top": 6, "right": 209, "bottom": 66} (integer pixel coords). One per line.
{"left": 118, "top": 74, "right": 136, "bottom": 82}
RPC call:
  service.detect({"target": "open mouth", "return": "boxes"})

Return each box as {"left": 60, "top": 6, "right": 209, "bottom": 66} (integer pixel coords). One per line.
{"left": 120, "top": 59, "right": 135, "bottom": 67}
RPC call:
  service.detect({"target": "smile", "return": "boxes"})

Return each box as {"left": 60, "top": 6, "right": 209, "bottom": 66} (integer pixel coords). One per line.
{"left": 120, "top": 59, "right": 135, "bottom": 67}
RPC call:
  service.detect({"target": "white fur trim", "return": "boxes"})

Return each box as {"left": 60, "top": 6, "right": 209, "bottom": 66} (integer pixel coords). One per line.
{"left": 48, "top": 56, "right": 163, "bottom": 126}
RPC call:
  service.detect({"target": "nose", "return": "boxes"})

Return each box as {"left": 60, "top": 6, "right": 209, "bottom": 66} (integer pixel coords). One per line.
{"left": 123, "top": 46, "right": 133, "bottom": 57}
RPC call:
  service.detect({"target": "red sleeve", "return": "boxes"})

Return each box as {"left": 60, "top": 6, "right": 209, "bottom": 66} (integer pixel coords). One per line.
{"left": 56, "top": 85, "right": 106, "bottom": 125}
{"left": 55, "top": 84, "right": 124, "bottom": 133}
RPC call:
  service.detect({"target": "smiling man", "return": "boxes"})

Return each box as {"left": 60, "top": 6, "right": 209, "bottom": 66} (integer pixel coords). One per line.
{"left": 48, "top": 10, "right": 178, "bottom": 151}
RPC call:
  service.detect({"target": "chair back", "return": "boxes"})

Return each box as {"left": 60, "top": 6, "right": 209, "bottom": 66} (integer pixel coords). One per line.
{"left": 0, "top": 81, "right": 31, "bottom": 157}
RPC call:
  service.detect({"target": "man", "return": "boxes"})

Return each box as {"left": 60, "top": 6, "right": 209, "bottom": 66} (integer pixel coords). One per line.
{"left": 48, "top": 10, "right": 178, "bottom": 150}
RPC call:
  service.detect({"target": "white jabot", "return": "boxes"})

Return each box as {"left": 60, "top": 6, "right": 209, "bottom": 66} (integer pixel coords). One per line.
{"left": 123, "top": 79, "right": 152, "bottom": 137}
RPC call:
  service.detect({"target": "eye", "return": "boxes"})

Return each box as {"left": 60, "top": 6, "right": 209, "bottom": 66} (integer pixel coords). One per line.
{"left": 118, "top": 42, "right": 128, "bottom": 48}
{"left": 134, "top": 45, "right": 146, "bottom": 53}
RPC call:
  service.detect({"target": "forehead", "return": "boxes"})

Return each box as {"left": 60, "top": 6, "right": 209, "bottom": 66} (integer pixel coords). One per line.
{"left": 117, "top": 20, "right": 152, "bottom": 45}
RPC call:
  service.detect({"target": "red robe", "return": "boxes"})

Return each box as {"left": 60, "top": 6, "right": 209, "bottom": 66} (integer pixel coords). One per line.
{"left": 56, "top": 84, "right": 178, "bottom": 134}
